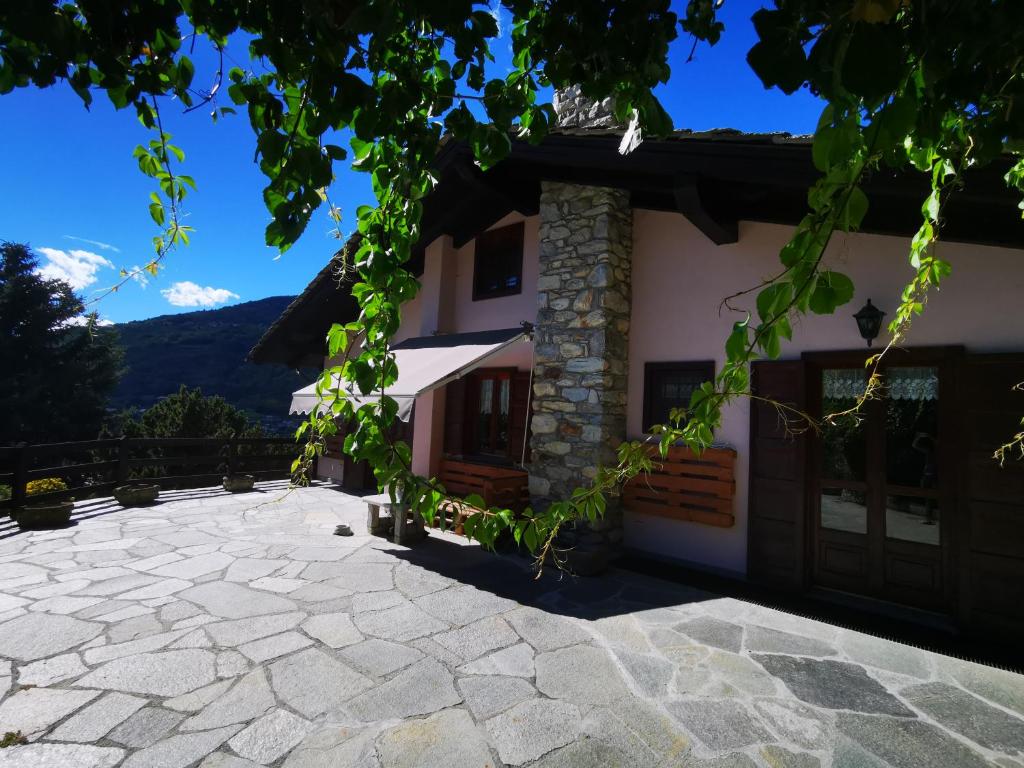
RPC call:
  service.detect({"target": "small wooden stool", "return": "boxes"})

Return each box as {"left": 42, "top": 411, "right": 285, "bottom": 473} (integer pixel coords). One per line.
{"left": 364, "top": 493, "right": 424, "bottom": 545}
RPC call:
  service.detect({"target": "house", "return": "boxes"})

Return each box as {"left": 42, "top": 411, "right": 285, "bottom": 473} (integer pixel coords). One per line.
{"left": 251, "top": 91, "right": 1024, "bottom": 638}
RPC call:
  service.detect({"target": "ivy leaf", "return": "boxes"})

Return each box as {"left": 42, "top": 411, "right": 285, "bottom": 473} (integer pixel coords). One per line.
{"left": 841, "top": 21, "right": 906, "bottom": 106}
{"left": 808, "top": 271, "right": 855, "bottom": 314}
{"left": 837, "top": 187, "right": 869, "bottom": 232}
{"left": 756, "top": 283, "right": 793, "bottom": 322}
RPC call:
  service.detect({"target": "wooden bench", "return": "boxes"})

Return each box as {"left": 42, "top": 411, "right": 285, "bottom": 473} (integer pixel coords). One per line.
{"left": 623, "top": 446, "right": 737, "bottom": 528}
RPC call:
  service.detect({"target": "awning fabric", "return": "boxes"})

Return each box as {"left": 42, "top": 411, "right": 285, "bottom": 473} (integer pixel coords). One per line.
{"left": 289, "top": 327, "right": 529, "bottom": 421}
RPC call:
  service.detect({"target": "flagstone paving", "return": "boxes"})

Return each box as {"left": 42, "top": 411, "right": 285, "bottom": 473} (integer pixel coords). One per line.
{"left": 0, "top": 480, "right": 1022, "bottom": 767}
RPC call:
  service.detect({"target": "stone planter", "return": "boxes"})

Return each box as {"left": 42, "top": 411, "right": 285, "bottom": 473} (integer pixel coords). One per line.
{"left": 223, "top": 474, "right": 255, "bottom": 493}
{"left": 565, "top": 546, "right": 611, "bottom": 577}
{"left": 16, "top": 501, "right": 74, "bottom": 530}
{"left": 113, "top": 483, "right": 160, "bottom": 507}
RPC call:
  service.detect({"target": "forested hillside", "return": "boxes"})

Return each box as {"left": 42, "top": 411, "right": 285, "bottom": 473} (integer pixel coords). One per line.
{"left": 110, "top": 296, "right": 314, "bottom": 434}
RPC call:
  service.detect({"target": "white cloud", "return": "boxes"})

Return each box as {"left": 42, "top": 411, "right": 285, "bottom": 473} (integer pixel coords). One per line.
{"left": 128, "top": 265, "right": 149, "bottom": 289}
{"left": 63, "top": 235, "right": 120, "bottom": 253}
{"left": 490, "top": 0, "right": 502, "bottom": 34}
{"left": 161, "top": 281, "right": 240, "bottom": 307}
{"left": 64, "top": 315, "right": 114, "bottom": 327}
{"left": 35, "top": 247, "right": 114, "bottom": 291}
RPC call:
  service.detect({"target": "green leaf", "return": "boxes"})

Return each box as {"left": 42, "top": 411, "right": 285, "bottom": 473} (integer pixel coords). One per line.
{"left": 837, "top": 187, "right": 869, "bottom": 231}
{"left": 808, "top": 271, "right": 855, "bottom": 314}
{"left": 756, "top": 283, "right": 793, "bottom": 322}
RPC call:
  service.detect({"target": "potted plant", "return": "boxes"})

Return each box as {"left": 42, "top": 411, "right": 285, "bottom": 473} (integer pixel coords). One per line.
{"left": 223, "top": 474, "right": 255, "bottom": 492}
{"left": 113, "top": 483, "right": 160, "bottom": 506}
{"left": 17, "top": 477, "right": 73, "bottom": 530}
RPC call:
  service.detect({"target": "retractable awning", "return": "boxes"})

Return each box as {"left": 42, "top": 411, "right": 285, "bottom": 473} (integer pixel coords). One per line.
{"left": 289, "top": 326, "right": 530, "bottom": 421}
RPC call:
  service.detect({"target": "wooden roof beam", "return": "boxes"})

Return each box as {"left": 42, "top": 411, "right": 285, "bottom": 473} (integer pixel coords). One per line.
{"left": 672, "top": 174, "right": 739, "bottom": 245}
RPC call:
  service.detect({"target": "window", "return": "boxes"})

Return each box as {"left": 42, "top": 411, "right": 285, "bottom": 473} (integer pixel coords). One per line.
{"left": 473, "top": 222, "right": 524, "bottom": 301}
{"left": 470, "top": 370, "right": 512, "bottom": 456}
{"left": 642, "top": 361, "right": 715, "bottom": 433}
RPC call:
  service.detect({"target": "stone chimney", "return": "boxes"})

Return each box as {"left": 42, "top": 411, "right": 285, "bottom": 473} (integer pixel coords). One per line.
{"left": 552, "top": 85, "right": 621, "bottom": 130}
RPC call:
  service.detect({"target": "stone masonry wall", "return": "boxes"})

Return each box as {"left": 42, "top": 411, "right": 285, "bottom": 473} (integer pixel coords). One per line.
{"left": 552, "top": 85, "right": 620, "bottom": 129}
{"left": 529, "top": 181, "right": 633, "bottom": 557}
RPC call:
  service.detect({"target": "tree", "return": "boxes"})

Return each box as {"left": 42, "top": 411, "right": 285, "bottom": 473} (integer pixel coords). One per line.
{"left": 106, "top": 385, "right": 262, "bottom": 440}
{"left": 0, "top": 242, "right": 123, "bottom": 445}
{"left": 2, "top": 2, "right": 1022, "bottom": 562}
{"left": 104, "top": 385, "right": 264, "bottom": 479}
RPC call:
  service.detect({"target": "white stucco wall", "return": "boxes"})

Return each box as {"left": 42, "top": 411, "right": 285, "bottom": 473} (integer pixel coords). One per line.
{"left": 625, "top": 210, "right": 1024, "bottom": 575}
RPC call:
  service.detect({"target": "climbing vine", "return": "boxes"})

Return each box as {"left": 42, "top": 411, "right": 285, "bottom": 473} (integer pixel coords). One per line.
{"left": 2, "top": 1, "right": 1022, "bottom": 569}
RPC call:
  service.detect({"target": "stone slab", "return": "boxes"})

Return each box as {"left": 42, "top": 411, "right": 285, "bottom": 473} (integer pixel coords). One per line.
{"left": 486, "top": 698, "right": 581, "bottom": 765}
{"left": 205, "top": 611, "right": 306, "bottom": 646}
{"left": 0, "top": 687, "right": 100, "bottom": 737}
{"left": 902, "top": 681, "right": 1024, "bottom": 753}
{"left": 352, "top": 601, "right": 448, "bottom": 642}
{"left": 535, "top": 645, "right": 631, "bottom": 705}
{"left": 414, "top": 584, "right": 516, "bottom": 626}
{"left": 108, "top": 707, "right": 185, "bottom": 749}
{"left": 17, "top": 653, "right": 88, "bottom": 686}
{"left": 48, "top": 692, "right": 147, "bottom": 742}
{"left": 0, "top": 613, "right": 102, "bottom": 661}
{"left": 301, "top": 612, "right": 362, "bottom": 648}
{"left": 238, "top": 631, "right": 312, "bottom": 663}
{"left": 376, "top": 708, "right": 494, "bottom": 768}
{"left": 178, "top": 582, "right": 297, "bottom": 619}
{"left": 269, "top": 648, "right": 374, "bottom": 718}
{"left": 754, "top": 654, "right": 914, "bottom": 716}
{"left": 228, "top": 708, "right": 313, "bottom": 764}
{"left": 75, "top": 649, "right": 217, "bottom": 697}
{"left": 182, "top": 668, "right": 275, "bottom": 732}
{"left": 459, "top": 675, "right": 537, "bottom": 720}
{"left": 120, "top": 724, "right": 241, "bottom": 768}
{"left": 0, "top": 744, "right": 124, "bottom": 767}
{"left": 346, "top": 658, "right": 460, "bottom": 721}
{"left": 339, "top": 639, "right": 424, "bottom": 678}
{"left": 459, "top": 642, "right": 535, "bottom": 677}
{"left": 667, "top": 699, "right": 773, "bottom": 751}
{"left": 837, "top": 712, "right": 991, "bottom": 768}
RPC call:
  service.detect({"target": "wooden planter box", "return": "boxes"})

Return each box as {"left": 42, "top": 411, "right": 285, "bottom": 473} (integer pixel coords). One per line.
{"left": 624, "top": 446, "right": 737, "bottom": 527}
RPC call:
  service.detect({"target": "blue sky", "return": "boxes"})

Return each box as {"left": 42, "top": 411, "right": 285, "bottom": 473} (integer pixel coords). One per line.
{"left": 0, "top": 2, "right": 823, "bottom": 324}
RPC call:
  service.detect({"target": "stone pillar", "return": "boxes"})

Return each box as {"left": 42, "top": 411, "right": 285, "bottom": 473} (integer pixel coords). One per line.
{"left": 552, "top": 85, "right": 620, "bottom": 129}
{"left": 529, "top": 182, "right": 633, "bottom": 565}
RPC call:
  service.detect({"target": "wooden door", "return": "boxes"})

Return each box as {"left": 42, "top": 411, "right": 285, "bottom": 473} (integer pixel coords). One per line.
{"left": 958, "top": 354, "right": 1024, "bottom": 636}
{"left": 747, "top": 360, "right": 808, "bottom": 590}
{"left": 808, "top": 350, "right": 955, "bottom": 612}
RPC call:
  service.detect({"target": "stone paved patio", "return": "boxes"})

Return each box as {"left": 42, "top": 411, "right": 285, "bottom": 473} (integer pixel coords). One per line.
{"left": 0, "top": 481, "right": 1022, "bottom": 767}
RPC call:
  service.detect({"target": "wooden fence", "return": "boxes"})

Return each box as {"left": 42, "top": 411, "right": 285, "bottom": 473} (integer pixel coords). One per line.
{"left": 0, "top": 436, "right": 301, "bottom": 513}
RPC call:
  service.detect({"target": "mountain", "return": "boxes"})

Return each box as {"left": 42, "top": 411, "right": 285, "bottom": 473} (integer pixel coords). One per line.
{"left": 110, "top": 296, "right": 316, "bottom": 434}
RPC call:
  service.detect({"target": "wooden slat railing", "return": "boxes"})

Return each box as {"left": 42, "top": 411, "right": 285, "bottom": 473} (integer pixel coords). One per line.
{"left": 623, "top": 445, "right": 737, "bottom": 528}
{"left": 0, "top": 436, "right": 300, "bottom": 512}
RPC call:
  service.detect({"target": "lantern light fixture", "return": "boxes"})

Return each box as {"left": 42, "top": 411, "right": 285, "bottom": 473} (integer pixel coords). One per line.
{"left": 853, "top": 299, "right": 886, "bottom": 347}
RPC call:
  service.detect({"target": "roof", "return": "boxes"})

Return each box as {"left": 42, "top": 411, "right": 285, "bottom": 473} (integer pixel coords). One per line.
{"left": 247, "top": 233, "right": 361, "bottom": 367}
{"left": 252, "top": 127, "right": 1023, "bottom": 367}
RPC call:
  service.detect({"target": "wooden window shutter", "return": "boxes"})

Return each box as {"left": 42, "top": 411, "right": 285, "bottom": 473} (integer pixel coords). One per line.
{"left": 508, "top": 371, "right": 532, "bottom": 464}
{"left": 444, "top": 379, "right": 467, "bottom": 456}
{"left": 747, "top": 359, "right": 808, "bottom": 590}
{"left": 957, "top": 353, "right": 1024, "bottom": 637}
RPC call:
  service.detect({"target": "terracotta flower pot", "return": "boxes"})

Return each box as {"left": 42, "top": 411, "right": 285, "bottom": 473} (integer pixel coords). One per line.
{"left": 223, "top": 474, "right": 255, "bottom": 492}
{"left": 113, "top": 483, "right": 160, "bottom": 507}
{"left": 17, "top": 501, "right": 74, "bottom": 530}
